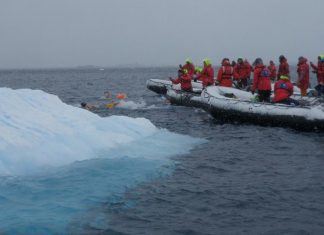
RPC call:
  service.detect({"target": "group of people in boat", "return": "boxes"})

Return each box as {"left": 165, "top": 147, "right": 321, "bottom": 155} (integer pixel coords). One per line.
{"left": 169, "top": 55, "right": 324, "bottom": 105}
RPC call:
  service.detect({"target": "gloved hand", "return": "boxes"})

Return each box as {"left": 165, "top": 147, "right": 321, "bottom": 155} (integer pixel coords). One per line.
{"left": 251, "top": 90, "right": 255, "bottom": 95}
{"left": 194, "top": 78, "right": 197, "bottom": 82}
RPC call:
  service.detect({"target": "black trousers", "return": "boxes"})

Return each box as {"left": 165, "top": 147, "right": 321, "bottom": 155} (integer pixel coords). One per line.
{"left": 257, "top": 90, "right": 271, "bottom": 102}
{"left": 315, "top": 84, "right": 324, "bottom": 96}
{"left": 277, "top": 98, "right": 300, "bottom": 106}
{"left": 238, "top": 78, "right": 248, "bottom": 89}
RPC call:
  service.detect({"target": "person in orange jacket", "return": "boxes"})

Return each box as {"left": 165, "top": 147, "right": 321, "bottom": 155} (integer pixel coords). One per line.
{"left": 311, "top": 55, "right": 324, "bottom": 96}
{"left": 181, "top": 58, "right": 195, "bottom": 76}
{"left": 216, "top": 58, "right": 233, "bottom": 87}
{"left": 277, "top": 55, "right": 290, "bottom": 80}
{"left": 233, "top": 58, "right": 249, "bottom": 89}
{"left": 169, "top": 69, "right": 193, "bottom": 92}
{"left": 273, "top": 75, "right": 299, "bottom": 105}
{"left": 310, "top": 55, "right": 324, "bottom": 85}
{"left": 251, "top": 58, "right": 272, "bottom": 102}
{"left": 268, "top": 60, "right": 277, "bottom": 82}
{"left": 196, "top": 58, "right": 214, "bottom": 88}
{"left": 193, "top": 66, "right": 203, "bottom": 82}
{"left": 297, "top": 56, "right": 310, "bottom": 96}
{"left": 244, "top": 59, "right": 253, "bottom": 83}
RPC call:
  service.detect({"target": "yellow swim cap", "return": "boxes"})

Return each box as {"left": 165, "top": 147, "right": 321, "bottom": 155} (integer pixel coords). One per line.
{"left": 280, "top": 75, "right": 289, "bottom": 80}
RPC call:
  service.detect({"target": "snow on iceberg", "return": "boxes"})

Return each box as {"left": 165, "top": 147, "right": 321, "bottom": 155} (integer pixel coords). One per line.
{"left": 0, "top": 88, "right": 200, "bottom": 175}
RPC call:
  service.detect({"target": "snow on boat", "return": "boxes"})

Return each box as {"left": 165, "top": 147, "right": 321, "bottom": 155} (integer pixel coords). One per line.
{"left": 146, "top": 79, "right": 203, "bottom": 95}
{"left": 201, "top": 86, "right": 324, "bottom": 130}
{"left": 166, "top": 87, "right": 206, "bottom": 109}
{"left": 146, "top": 79, "right": 172, "bottom": 95}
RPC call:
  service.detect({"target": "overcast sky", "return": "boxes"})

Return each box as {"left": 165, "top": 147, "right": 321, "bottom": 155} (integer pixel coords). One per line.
{"left": 0, "top": 0, "right": 323, "bottom": 68}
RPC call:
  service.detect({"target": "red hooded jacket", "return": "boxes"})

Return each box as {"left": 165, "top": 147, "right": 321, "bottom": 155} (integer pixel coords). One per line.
{"left": 244, "top": 61, "right": 253, "bottom": 77}
{"left": 252, "top": 65, "right": 272, "bottom": 92}
{"left": 273, "top": 78, "right": 294, "bottom": 102}
{"left": 198, "top": 64, "right": 214, "bottom": 88}
{"left": 182, "top": 63, "right": 195, "bottom": 76}
{"left": 171, "top": 74, "right": 192, "bottom": 91}
{"left": 311, "top": 61, "right": 324, "bottom": 84}
{"left": 277, "top": 60, "right": 290, "bottom": 79}
{"left": 217, "top": 61, "right": 233, "bottom": 87}
{"left": 268, "top": 64, "right": 277, "bottom": 80}
{"left": 297, "top": 59, "right": 310, "bottom": 90}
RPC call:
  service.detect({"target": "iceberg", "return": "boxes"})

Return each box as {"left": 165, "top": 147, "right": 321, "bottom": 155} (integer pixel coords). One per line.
{"left": 0, "top": 88, "right": 199, "bottom": 175}
{"left": 0, "top": 88, "right": 202, "bottom": 234}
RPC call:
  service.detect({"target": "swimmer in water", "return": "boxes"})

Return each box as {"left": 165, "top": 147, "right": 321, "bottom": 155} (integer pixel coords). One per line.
{"left": 80, "top": 102, "right": 97, "bottom": 110}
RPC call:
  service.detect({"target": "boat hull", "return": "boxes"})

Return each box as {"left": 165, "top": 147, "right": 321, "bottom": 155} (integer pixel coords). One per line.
{"left": 147, "top": 79, "right": 203, "bottom": 95}
{"left": 202, "top": 87, "right": 324, "bottom": 131}
{"left": 166, "top": 88, "right": 207, "bottom": 109}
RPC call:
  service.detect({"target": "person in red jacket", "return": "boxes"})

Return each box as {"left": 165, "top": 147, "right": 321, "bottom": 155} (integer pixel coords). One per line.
{"left": 310, "top": 55, "right": 324, "bottom": 84}
{"left": 311, "top": 55, "right": 324, "bottom": 96}
{"left": 182, "top": 58, "right": 195, "bottom": 76}
{"left": 216, "top": 58, "right": 233, "bottom": 87}
{"left": 277, "top": 55, "right": 290, "bottom": 80}
{"left": 169, "top": 69, "right": 193, "bottom": 92}
{"left": 251, "top": 58, "right": 272, "bottom": 102}
{"left": 268, "top": 60, "right": 277, "bottom": 82}
{"left": 273, "top": 75, "right": 299, "bottom": 105}
{"left": 297, "top": 56, "right": 310, "bottom": 96}
{"left": 244, "top": 59, "right": 253, "bottom": 83}
{"left": 197, "top": 58, "right": 214, "bottom": 88}
{"left": 233, "top": 58, "right": 249, "bottom": 89}
{"left": 193, "top": 66, "right": 202, "bottom": 82}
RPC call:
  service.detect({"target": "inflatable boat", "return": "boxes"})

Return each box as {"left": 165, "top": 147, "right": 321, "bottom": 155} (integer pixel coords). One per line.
{"left": 201, "top": 86, "right": 324, "bottom": 130}
{"left": 146, "top": 79, "right": 172, "bottom": 95}
{"left": 146, "top": 79, "right": 203, "bottom": 95}
{"left": 166, "top": 87, "right": 206, "bottom": 109}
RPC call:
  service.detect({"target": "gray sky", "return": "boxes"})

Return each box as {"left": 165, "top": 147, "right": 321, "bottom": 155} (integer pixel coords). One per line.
{"left": 0, "top": 0, "right": 323, "bottom": 68}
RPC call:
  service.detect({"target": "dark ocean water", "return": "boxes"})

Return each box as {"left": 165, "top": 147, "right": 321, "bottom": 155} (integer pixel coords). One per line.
{"left": 1, "top": 67, "right": 324, "bottom": 235}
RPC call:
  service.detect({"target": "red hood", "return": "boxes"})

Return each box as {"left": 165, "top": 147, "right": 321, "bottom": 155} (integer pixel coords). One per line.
{"left": 255, "top": 64, "right": 265, "bottom": 70}
{"left": 298, "top": 58, "right": 308, "bottom": 65}
{"left": 280, "top": 58, "right": 287, "bottom": 64}
{"left": 222, "top": 60, "right": 230, "bottom": 66}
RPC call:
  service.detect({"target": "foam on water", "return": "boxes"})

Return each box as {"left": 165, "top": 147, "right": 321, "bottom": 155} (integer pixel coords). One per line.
{"left": 116, "top": 99, "right": 158, "bottom": 110}
{"left": 116, "top": 100, "right": 147, "bottom": 110}
{"left": 0, "top": 88, "right": 202, "bottom": 234}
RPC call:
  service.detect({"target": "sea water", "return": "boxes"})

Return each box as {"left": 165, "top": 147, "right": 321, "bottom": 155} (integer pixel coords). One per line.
{"left": 0, "top": 87, "right": 202, "bottom": 234}
{"left": 0, "top": 67, "right": 324, "bottom": 235}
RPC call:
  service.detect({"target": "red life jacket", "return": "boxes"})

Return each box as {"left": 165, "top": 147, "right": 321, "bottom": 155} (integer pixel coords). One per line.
{"left": 273, "top": 79, "right": 294, "bottom": 102}
{"left": 297, "top": 59, "right": 310, "bottom": 90}
{"left": 233, "top": 64, "right": 248, "bottom": 81}
{"left": 199, "top": 65, "right": 214, "bottom": 87}
{"left": 311, "top": 61, "right": 324, "bottom": 84}
{"left": 318, "top": 62, "right": 324, "bottom": 84}
{"left": 171, "top": 74, "right": 192, "bottom": 91}
{"left": 268, "top": 64, "right": 277, "bottom": 79}
{"left": 217, "top": 65, "right": 233, "bottom": 87}
{"left": 252, "top": 65, "right": 272, "bottom": 91}
{"left": 278, "top": 60, "right": 290, "bottom": 78}
{"left": 244, "top": 62, "right": 253, "bottom": 77}
{"left": 182, "top": 63, "right": 195, "bottom": 76}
